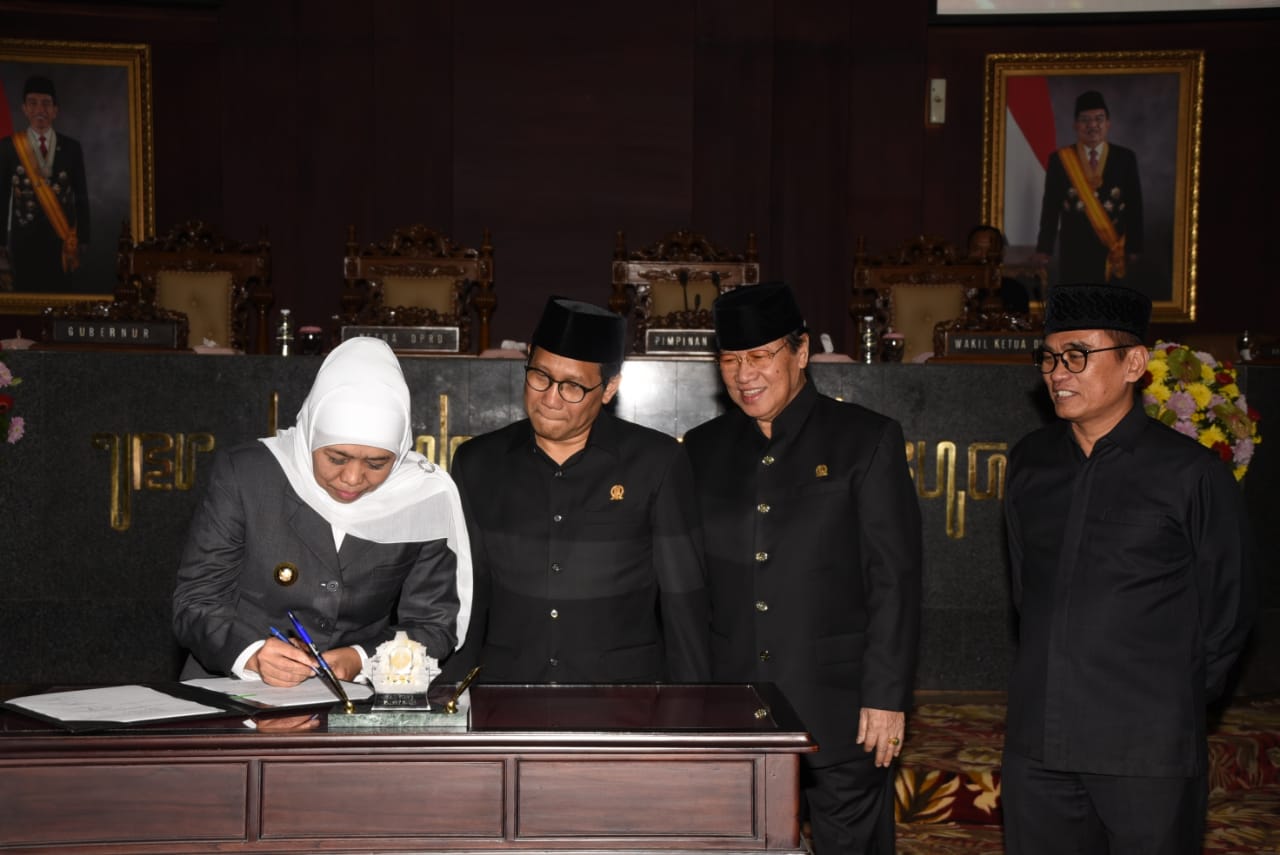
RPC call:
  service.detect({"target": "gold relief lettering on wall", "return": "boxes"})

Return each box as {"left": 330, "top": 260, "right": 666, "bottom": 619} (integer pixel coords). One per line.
{"left": 91, "top": 433, "right": 130, "bottom": 532}
{"left": 413, "top": 393, "right": 473, "bottom": 470}
{"left": 93, "top": 432, "right": 217, "bottom": 532}
{"left": 904, "top": 440, "right": 1010, "bottom": 540}
{"left": 133, "top": 432, "right": 173, "bottom": 490}
{"left": 415, "top": 435, "right": 437, "bottom": 465}
{"left": 967, "top": 442, "right": 1009, "bottom": 501}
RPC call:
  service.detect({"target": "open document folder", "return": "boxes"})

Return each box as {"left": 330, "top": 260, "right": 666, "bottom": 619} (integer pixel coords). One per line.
{"left": 3, "top": 678, "right": 371, "bottom": 732}
{"left": 184, "top": 676, "right": 372, "bottom": 710}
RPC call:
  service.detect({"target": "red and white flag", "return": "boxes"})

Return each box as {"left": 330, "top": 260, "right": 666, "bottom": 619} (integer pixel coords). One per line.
{"left": 1002, "top": 76, "right": 1057, "bottom": 253}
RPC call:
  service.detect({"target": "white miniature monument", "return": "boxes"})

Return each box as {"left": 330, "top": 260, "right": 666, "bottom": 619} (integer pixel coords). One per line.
{"left": 368, "top": 631, "right": 438, "bottom": 711}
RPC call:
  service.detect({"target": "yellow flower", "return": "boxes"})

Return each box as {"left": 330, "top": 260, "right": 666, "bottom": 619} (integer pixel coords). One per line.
{"left": 1220, "top": 383, "right": 1240, "bottom": 399}
{"left": 1187, "top": 382, "right": 1213, "bottom": 409}
{"left": 1147, "top": 359, "right": 1170, "bottom": 382}
{"left": 1199, "top": 424, "right": 1228, "bottom": 448}
{"left": 1148, "top": 382, "right": 1172, "bottom": 404}
{"left": 1199, "top": 362, "right": 1216, "bottom": 383}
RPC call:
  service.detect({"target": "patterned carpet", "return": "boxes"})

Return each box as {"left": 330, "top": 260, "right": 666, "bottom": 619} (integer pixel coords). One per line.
{"left": 891, "top": 695, "right": 1280, "bottom": 854}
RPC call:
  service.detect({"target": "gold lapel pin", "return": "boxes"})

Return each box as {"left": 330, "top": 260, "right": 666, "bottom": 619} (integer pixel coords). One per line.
{"left": 273, "top": 561, "right": 299, "bottom": 586}
{"left": 815, "top": 464, "right": 829, "bottom": 478}
{"left": 610, "top": 484, "right": 625, "bottom": 501}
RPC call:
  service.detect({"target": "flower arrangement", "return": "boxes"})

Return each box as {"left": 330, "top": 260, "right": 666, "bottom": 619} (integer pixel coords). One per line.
{"left": 1140, "top": 341, "right": 1261, "bottom": 481}
{"left": 0, "top": 343, "right": 23, "bottom": 446}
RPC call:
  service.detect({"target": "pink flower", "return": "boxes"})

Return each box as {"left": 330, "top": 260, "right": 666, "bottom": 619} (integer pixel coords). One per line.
{"left": 6, "top": 415, "right": 24, "bottom": 444}
{"left": 1233, "top": 437, "right": 1255, "bottom": 466}
{"left": 0, "top": 362, "right": 11, "bottom": 388}
{"left": 1172, "top": 419, "right": 1199, "bottom": 440}
{"left": 1166, "top": 391, "right": 1197, "bottom": 420}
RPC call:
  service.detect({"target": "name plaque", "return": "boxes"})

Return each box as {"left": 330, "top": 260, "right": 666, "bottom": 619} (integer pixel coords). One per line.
{"left": 645, "top": 329, "right": 715, "bottom": 355}
{"left": 942, "top": 330, "right": 1043, "bottom": 359}
{"left": 342, "top": 325, "right": 460, "bottom": 353}
{"left": 50, "top": 319, "right": 181, "bottom": 348}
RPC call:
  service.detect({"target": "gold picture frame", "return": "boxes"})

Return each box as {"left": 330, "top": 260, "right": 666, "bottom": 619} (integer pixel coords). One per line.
{"left": 982, "top": 50, "right": 1203, "bottom": 323}
{"left": 1, "top": 38, "right": 155, "bottom": 313}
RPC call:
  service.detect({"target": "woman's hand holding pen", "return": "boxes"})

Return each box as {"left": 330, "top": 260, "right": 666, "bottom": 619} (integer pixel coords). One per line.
{"left": 320, "top": 646, "right": 362, "bottom": 681}
{"left": 250, "top": 635, "right": 321, "bottom": 687}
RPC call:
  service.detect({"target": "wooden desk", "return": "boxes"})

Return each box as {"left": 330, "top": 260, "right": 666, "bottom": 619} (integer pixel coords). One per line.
{"left": 0, "top": 684, "right": 814, "bottom": 855}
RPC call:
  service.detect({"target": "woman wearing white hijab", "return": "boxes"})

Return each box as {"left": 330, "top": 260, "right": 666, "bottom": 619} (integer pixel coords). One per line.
{"left": 173, "top": 337, "right": 472, "bottom": 686}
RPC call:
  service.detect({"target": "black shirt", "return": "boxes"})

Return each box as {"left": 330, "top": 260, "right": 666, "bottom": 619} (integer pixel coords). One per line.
{"left": 1005, "top": 402, "right": 1254, "bottom": 776}
{"left": 685, "top": 381, "right": 922, "bottom": 764}
{"left": 445, "top": 409, "right": 710, "bottom": 683}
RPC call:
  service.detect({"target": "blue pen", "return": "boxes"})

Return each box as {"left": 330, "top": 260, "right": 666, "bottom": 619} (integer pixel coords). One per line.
{"left": 286, "top": 610, "right": 355, "bottom": 713}
{"left": 268, "top": 625, "right": 319, "bottom": 676}
{"left": 268, "top": 625, "right": 294, "bottom": 646}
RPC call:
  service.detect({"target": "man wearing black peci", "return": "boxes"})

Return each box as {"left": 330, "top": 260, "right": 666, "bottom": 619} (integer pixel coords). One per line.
{"left": 1003, "top": 283, "right": 1254, "bottom": 854}
{"left": 684, "top": 282, "right": 922, "bottom": 854}
{"left": 0, "top": 76, "right": 91, "bottom": 291}
{"left": 441, "top": 297, "right": 710, "bottom": 684}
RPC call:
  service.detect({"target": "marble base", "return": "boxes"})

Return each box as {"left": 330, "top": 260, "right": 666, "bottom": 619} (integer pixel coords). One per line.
{"left": 328, "top": 704, "right": 469, "bottom": 731}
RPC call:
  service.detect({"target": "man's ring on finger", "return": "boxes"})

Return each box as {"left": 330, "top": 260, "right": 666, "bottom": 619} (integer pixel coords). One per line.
{"left": 888, "top": 736, "right": 901, "bottom": 746}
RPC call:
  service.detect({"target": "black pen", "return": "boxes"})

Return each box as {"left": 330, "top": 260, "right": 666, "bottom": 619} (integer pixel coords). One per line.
{"left": 286, "top": 610, "right": 355, "bottom": 714}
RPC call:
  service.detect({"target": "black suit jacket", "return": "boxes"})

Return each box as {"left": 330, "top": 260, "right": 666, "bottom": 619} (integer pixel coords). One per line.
{"left": 0, "top": 131, "right": 91, "bottom": 289}
{"left": 1035, "top": 142, "right": 1143, "bottom": 285}
{"left": 443, "top": 411, "right": 711, "bottom": 684}
{"left": 172, "top": 443, "right": 463, "bottom": 678}
{"left": 684, "top": 382, "right": 923, "bottom": 765}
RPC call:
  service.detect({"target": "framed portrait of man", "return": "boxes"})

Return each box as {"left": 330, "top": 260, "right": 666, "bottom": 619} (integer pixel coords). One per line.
{"left": 982, "top": 50, "right": 1203, "bottom": 323}
{"left": 0, "top": 39, "right": 155, "bottom": 313}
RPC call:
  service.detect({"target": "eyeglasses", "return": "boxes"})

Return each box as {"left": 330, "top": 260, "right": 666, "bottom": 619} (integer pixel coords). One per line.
{"left": 1033, "top": 344, "right": 1132, "bottom": 374}
{"left": 717, "top": 342, "right": 787, "bottom": 372}
{"left": 524, "top": 365, "right": 603, "bottom": 403}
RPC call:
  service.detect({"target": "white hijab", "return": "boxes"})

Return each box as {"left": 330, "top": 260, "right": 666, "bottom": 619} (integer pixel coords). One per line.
{"left": 261, "top": 336, "right": 472, "bottom": 647}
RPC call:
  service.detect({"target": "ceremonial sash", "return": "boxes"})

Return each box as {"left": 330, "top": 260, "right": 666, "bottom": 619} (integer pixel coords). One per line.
{"left": 12, "top": 132, "right": 79, "bottom": 273}
{"left": 1059, "top": 145, "right": 1125, "bottom": 281}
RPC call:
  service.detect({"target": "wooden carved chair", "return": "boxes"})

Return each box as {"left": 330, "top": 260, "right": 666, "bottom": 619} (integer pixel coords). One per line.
{"left": 121, "top": 220, "right": 274, "bottom": 352}
{"left": 341, "top": 224, "right": 495, "bottom": 354}
{"left": 610, "top": 229, "right": 760, "bottom": 354}
{"left": 851, "top": 235, "right": 998, "bottom": 363}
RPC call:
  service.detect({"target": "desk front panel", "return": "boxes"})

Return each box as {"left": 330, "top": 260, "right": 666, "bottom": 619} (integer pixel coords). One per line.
{"left": 1, "top": 748, "right": 800, "bottom": 854}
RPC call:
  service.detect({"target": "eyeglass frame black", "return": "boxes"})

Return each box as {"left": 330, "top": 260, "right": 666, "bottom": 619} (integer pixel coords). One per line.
{"left": 1032, "top": 343, "right": 1134, "bottom": 374}
{"left": 717, "top": 341, "right": 789, "bottom": 371}
{"left": 523, "top": 364, "right": 605, "bottom": 403}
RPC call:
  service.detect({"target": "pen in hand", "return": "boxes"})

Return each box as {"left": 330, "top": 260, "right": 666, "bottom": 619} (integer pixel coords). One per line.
{"left": 267, "top": 626, "right": 319, "bottom": 675}
{"left": 285, "top": 610, "right": 356, "bottom": 714}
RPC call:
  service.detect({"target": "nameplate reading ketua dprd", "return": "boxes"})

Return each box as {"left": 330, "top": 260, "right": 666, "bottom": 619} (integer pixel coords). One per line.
{"left": 342, "top": 325, "right": 460, "bottom": 353}
{"left": 50, "top": 319, "right": 181, "bottom": 348}
{"left": 644, "top": 329, "right": 715, "bottom": 355}
{"left": 941, "top": 330, "right": 1043, "bottom": 358}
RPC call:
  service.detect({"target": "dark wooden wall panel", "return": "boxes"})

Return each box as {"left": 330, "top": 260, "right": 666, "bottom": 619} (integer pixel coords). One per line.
{"left": 453, "top": 2, "right": 695, "bottom": 345}
{"left": 1, "top": 0, "right": 1276, "bottom": 351}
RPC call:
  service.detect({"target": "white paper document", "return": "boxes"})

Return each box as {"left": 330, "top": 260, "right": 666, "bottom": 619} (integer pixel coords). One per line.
{"left": 184, "top": 676, "right": 372, "bottom": 709}
{"left": 7, "top": 685, "right": 224, "bottom": 724}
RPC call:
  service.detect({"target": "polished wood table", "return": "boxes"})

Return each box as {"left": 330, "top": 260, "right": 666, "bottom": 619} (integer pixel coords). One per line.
{"left": 0, "top": 683, "right": 815, "bottom": 854}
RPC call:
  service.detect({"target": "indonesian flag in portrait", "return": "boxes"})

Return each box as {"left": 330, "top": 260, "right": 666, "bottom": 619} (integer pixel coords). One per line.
{"left": 1003, "top": 76, "right": 1056, "bottom": 251}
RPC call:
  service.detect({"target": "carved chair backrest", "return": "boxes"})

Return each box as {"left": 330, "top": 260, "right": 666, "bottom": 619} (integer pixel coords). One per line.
{"left": 610, "top": 229, "right": 760, "bottom": 354}
{"left": 124, "top": 220, "right": 273, "bottom": 352}
{"left": 851, "top": 235, "right": 998, "bottom": 362}
{"left": 342, "top": 224, "right": 495, "bottom": 353}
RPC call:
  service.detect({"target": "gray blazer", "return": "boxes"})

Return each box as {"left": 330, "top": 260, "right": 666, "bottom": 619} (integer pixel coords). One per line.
{"left": 173, "top": 443, "right": 461, "bottom": 678}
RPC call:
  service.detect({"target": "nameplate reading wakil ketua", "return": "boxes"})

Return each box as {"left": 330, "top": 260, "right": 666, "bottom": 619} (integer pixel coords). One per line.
{"left": 942, "top": 330, "right": 1043, "bottom": 358}
{"left": 342, "top": 325, "right": 460, "bottom": 353}
{"left": 50, "top": 319, "right": 181, "bottom": 348}
{"left": 645, "top": 329, "right": 715, "bottom": 355}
